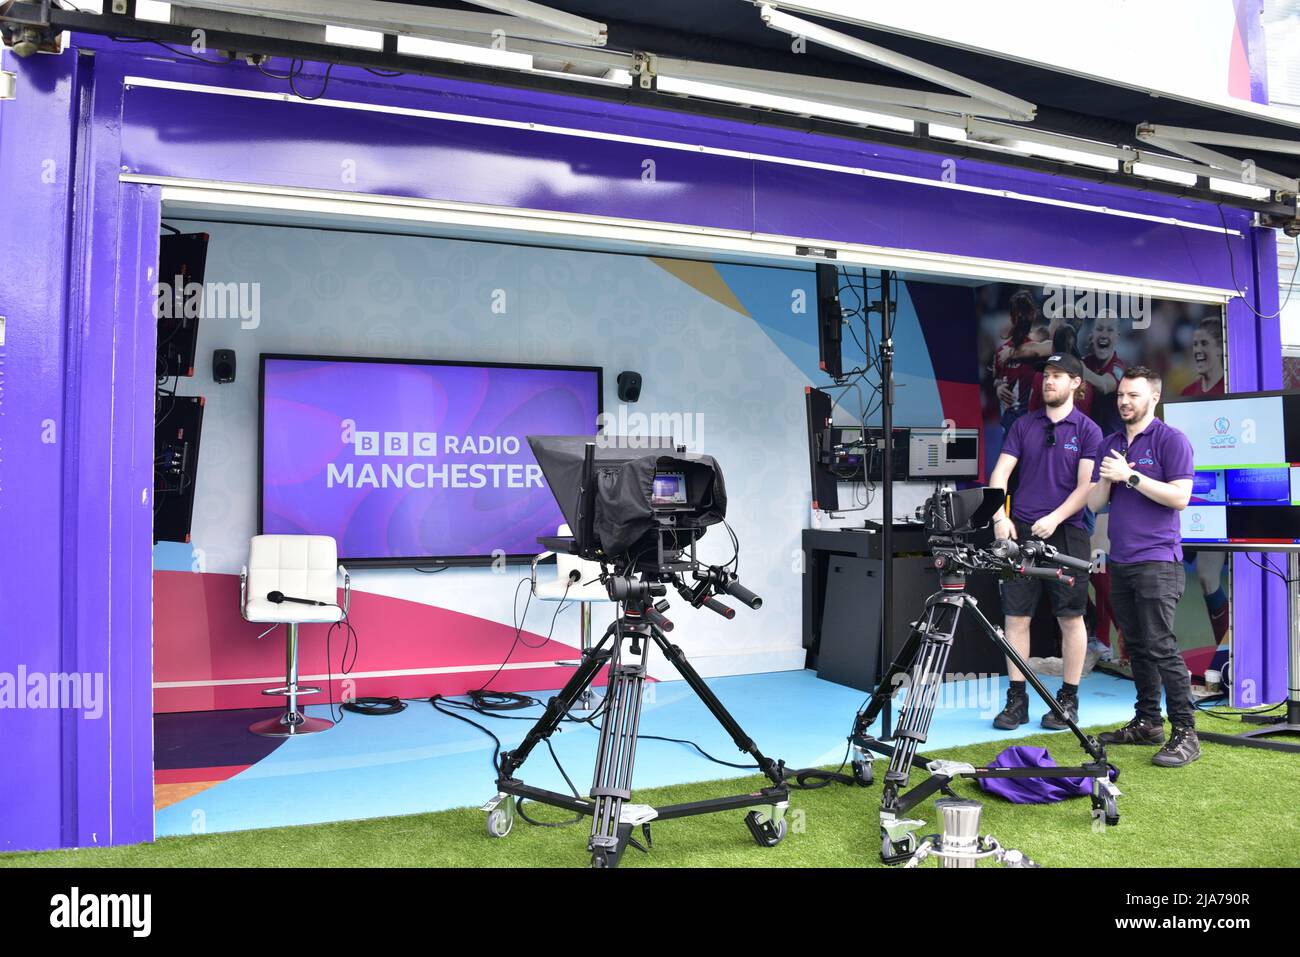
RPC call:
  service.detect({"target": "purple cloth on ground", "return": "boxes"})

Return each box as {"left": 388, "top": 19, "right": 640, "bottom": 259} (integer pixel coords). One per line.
{"left": 976, "top": 745, "right": 1113, "bottom": 804}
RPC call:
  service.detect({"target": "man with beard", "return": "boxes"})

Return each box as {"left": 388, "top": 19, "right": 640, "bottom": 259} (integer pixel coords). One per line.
{"left": 1083, "top": 312, "right": 1126, "bottom": 435}
{"left": 1088, "top": 368, "right": 1200, "bottom": 766}
{"left": 989, "top": 353, "right": 1102, "bottom": 730}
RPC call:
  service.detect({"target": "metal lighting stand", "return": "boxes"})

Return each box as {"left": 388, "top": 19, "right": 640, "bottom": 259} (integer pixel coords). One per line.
{"left": 877, "top": 271, "right": 896, "bottom": 742}
{"left": 1197, "top": 548, "right": 1300, "bottom": 753}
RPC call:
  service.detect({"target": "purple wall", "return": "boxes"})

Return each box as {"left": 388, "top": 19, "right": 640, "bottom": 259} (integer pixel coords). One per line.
{"left": 0, "top": 36, "right": 1286, "bottom": 851}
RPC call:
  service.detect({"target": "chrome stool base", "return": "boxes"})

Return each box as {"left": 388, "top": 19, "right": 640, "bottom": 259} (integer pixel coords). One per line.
{"left": 250, "top": 712, "right": 334, "bottom": 737}
{"left": 250, "top": 621, "right": 334, "bottom": 738}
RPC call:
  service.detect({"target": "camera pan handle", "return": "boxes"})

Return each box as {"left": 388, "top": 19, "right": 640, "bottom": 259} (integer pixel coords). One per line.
{"left": 721, "top": 575, "right": 762, "bottom": 610}
{"left": 645, "top": 604, "right": 675, "bottom": 633}
{"left": 701, "top": 595, "right": 737, "bottom": 620}
{"left": 1017, "top": 565, "right": 1072, "bottom": 585}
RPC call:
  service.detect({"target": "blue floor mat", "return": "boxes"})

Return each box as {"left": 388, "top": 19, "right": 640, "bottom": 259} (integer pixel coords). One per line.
{"left": 154, "top": 669, "right": 1138, "bottom": 836}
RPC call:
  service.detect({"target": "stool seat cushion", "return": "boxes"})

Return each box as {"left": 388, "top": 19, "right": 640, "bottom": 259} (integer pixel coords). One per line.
{"left": 245, "top": 535, "right": 343, "bottom": 623}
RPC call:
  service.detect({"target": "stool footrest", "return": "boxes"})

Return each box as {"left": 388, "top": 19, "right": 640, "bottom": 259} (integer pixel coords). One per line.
{"left": 261, "top": 685, "right": 321, "bottom": 697}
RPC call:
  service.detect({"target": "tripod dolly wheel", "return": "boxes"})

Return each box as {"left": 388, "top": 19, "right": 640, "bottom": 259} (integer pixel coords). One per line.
{"left": 1103, "top": 794, "right": 1120, "bottom": 826}
{"left": 486, "top": 802, "right": 515, "bottom": 838}
{"left": 1090, "top": 791, "right": 1120, "bottom": 826}
{"left": 744, "top": 809, "right": 787, "bottom": 847}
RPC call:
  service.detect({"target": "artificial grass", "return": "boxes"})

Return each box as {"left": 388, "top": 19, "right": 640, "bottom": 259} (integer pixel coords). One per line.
{"left": 3, "top": 709, "right": 1297, "bottom": 868}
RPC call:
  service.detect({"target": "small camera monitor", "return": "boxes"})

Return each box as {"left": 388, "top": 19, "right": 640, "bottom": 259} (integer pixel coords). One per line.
{"left": 652, "top": 471, "right": 688, "bottom": 507}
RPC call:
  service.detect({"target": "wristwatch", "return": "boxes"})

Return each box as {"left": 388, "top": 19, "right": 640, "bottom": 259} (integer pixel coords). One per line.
{"left": 1126, "top": 473, "right": 1142, "bottom": 489}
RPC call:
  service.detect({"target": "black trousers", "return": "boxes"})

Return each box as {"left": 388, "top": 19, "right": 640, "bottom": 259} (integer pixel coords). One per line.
{"left": 1109, "top": 560, "right": 1195, "bottom": 728}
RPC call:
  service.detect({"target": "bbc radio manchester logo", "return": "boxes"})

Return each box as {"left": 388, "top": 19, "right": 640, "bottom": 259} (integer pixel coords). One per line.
{"left": 325, "top": 428, "right": 543, "bottom": 490}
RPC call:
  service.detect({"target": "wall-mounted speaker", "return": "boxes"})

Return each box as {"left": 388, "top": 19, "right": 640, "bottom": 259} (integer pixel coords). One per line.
{"left": 616, "top": 370, "right": 642, "bottom": 402}
{"left": 213, "top": 349, "right": 236, "bottom": 384}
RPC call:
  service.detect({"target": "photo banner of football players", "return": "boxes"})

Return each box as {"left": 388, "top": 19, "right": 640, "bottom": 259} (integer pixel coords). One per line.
{"left": 977, "top": 283, "right": 1228, "bottom": 683}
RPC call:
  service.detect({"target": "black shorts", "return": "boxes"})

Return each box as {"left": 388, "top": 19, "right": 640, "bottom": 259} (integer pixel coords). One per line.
{"left": 999, "top": 519, "right": 1091, "bottom": 618}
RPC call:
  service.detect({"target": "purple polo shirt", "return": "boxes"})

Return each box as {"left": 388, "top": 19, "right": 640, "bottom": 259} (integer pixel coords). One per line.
{"left": 1002, "top": 406, "right": 1102, "bottom": 529}
{"left": 1092, "top": 417, "right": 1195, "bottom": 564}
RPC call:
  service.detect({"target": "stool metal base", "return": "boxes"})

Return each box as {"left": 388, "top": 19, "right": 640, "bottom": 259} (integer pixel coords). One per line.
{"left": 251, "top": 620, "right": 334, "bottom": 737}
{"left": 250, "top": 712, "right": 334, "bottom": 737}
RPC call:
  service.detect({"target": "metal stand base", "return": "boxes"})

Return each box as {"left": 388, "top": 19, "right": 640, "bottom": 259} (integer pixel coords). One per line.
{"left": 250, "top": 713, "right": 334, "bottom": 737}
{"left": 1198, "top": 551, "right": 1300, "bottom": 754}
{"left": 1199, "top": 699, "right": 1300, "bottom": 753}
{"left": 250, "top": 621, "right": 332, "bottom": 737}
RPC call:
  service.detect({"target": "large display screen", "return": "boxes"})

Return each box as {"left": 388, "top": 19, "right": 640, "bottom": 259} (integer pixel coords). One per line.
{"left": 259, "top": 355, "right": 602, "bottom": 564}
{"left": 1162, "top": 390, "right": 1300, "bottom": 547}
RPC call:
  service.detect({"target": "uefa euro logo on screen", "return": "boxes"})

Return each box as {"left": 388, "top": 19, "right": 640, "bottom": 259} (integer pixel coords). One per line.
{"left": 1210, "top": 416, "right": 1237, "bottom": 449}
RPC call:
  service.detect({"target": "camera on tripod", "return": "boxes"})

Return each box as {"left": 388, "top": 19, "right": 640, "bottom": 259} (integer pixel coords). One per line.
{"left": 487, "top": 435, "right": 788, "bottom": 868}
{"left": 849, "top": 484, "right": 1115, "bottom": 865}
{"left": 920, "top": 486, "right": 1004, "bottom": 539}
{"left": 918, "top": 486, "right": 1092, "bottom": 584}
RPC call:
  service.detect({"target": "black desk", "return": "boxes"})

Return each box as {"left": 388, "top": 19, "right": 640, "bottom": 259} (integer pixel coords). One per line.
{"left": 802, "top": 526, "right": 1058, "bottom": 692}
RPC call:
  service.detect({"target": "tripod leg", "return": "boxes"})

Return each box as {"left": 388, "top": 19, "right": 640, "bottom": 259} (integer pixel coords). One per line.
{"left": 959, "top": 595, "right": 1105, "bottom": 762}
{"left": 881, "top": 599, "right": 959, "bottom": 810}
{"left": 853, "top": 625, "right": 927, "bottom": 739}
{"left": 498, "top": 627, "right": 615, "bottom": 781}
{"left": 650, "top": 630, "right": 785, "bottom": 784}
{"left": 589, "top": 649, "right": 647, "bottom": 868}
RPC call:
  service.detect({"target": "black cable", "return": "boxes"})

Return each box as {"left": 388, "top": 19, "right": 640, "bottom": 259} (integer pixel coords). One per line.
{"left": 605, "top": 727, "right": 759, "bottom": 770}
{"left": 110, "top": 35, "right": 233, "bottom": 65}
{"left": 472, "top": 576, "right": 573, "bottom": 696}
{"left": 160, "top": 222, "right": 181, "bottom": 235}
{"left": 515, "top": 738, "right": 584, "bottom": 828}
{"left": 431, "top": 694, "right": 504, "bottom": 772}
{"left": 468, "top": 690, "right": 537, "bottom": 711}
{"left": 1243, "top": 551, "right": 1297, "bottom": 584}
{"left": 289, "top": 61, "right": 336, "bottom": 101}
{"left": 784, "top": 739, "right": 858, "bottom": 789}
{"left": 413, "top": 564, "right": 451, "bottom": 573}
{"left": 1216, "top": 205, "right": 1300, "bottom": 320}
{"left": 1197, "top": 699, "right": 1287, "bottom": 719}
{"left": 325, "top": 603, "right": 359, "bottom": 724}
{"left": 255, "top": 57, "right": 303, "bottom": 80}
{"left": 342, "top": 696, "right": 405, "bottom": 716}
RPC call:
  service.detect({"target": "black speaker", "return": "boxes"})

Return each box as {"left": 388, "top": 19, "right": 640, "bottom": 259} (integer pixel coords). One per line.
{"left": 616, "top": 370, "right": 642, "bottom": 402}
{"left": 815, "top": 263, "right": 843, "bottom": 380}
{"left": 213, "top": 349, "right": 236, "bottom": 384}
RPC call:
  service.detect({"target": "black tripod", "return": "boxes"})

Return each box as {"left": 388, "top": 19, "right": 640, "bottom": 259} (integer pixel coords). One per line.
{"left": 484, "top": 578, "right": 790, "bottom": 868}
{"left": 850, "top": 556, "right": 1121, "bottom": 864}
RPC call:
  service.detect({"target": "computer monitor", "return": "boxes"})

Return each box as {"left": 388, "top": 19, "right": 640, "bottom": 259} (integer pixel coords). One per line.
{"left": 907, "top": 428, "right": 981, "bottom": 479}
{"left": 1162, "top": 389, "right": 1300, "bottom": 548}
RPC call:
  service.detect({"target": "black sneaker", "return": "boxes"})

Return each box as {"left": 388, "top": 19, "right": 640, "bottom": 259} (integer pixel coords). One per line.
{"left": 1152, "top": 725, "right": 1201, "bottom": 767}
{"left": 1041, "top": 689, "right": 1078, "bottom": 730}
{"left": 1098, "top": 716, "right": 1166, "bottom": 746}
{"left": 993, "top": 688, "right": 1029, "bottom": 730}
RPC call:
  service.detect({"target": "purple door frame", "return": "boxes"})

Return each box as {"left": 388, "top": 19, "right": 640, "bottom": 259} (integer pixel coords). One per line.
{"left": 0, "top": 37, "right": 1285, "bottom": 851}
